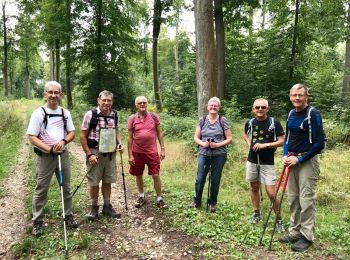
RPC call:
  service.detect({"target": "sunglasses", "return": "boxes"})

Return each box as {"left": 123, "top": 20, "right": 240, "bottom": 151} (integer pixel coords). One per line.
{"left": 254, "top": 106, "right": 267, "bottom": 110}
{"left": 138, "top": 101, "right": 147, "bottom": 105}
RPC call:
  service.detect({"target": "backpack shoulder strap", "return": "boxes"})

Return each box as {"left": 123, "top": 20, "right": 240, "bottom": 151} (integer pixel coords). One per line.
{"left": 247, "top": 118, "right": 255, "bottom": 141}
{"left": 200, "top": 116, "right": 207, "bottom": 129}
{"left": 219, "top": 115, "right": 226, "bottom": 139}
{"left": 41, "top": 107, "right": 48, "bottom": 129}
{"left": 307, "top": 106, "right": 314, "bottom": 143}
{"left": 88, "top": 108, "right": 99, "bottom": 133}
{"left": 131, "top": 113, "right": 138, "bottom": 130}
{"left": 268, "top": 116, "right": 276, "bottom": 141}
{"left": 61, "top": 108, "right": 67, "bottom": 132}
{"left": 285, "top": 110, "right": 294, "bottom": 144}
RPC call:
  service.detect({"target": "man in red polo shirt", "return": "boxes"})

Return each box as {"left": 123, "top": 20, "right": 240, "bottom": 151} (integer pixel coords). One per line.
{"left": 127, "top": 96, "right": 167, "bottom": 209}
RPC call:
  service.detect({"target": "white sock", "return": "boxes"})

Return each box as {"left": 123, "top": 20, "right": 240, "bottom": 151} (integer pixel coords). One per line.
{"left": 139, "top": 193, "right": 145, "bottom": 198}
{"left": 156, "top": 196, "right": 162, "bottom": 202}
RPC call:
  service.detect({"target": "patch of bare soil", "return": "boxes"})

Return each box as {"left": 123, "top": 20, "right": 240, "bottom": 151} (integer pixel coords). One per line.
{"left": 68, "top": 142, "right": 203, "bottom": 259}
{"left": 0, "top": 133, "right": 31, "bottom": 259}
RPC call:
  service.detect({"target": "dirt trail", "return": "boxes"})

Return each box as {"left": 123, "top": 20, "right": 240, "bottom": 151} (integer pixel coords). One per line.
{"left": 68, "top": 142, "right": 202, "bottom": 259}
{"left": 0, "top": 125, "right": 30, "bottom": 258}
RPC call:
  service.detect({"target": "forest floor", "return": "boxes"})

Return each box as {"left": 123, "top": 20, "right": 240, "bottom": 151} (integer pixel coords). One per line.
{"left": 0, "top": 138, "right": 205, "bottom": 259}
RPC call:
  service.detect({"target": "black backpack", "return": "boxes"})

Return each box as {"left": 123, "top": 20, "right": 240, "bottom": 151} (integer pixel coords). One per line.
{"left": 41, "top": 107, "right": 67, "bottom": 132}
{"left": 88, "top": 108, "right": 118, "bottom": 133}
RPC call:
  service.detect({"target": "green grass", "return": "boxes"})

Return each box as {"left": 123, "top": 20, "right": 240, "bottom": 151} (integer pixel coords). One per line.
{"left": 4, "top": 101, "right": 350, "bottom": 259}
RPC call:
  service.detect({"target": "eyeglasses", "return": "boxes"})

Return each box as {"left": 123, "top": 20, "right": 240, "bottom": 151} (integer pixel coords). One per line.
{"left": 209, "top": 104, "right": 219, "bottom": 108}
{"left": 290, "top": 94, "right": 306, "bottom": 98}
{"left": 138, "top": 101, "right": 147, "bottom": 105}
{"left": 46, "top": 91, "right": 61, "bottom": 95}
{"left": 254, "top": 106, "right": 267, "bottom": 110}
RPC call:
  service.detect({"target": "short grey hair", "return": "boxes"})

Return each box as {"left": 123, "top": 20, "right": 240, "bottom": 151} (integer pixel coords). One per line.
{"left": 98, "top": 90, "right": 113, "bottom": 99}
{"left": 45, "top": 81, "right": 62, "bottom": 92}
{"left": 253, "top": 98, "right": 269, "bottom": 107}
{"left": 135, "top": 96, "right": 148, "bottom": 105}
{"left": 290, "top": 83, "right": 309, "bottom": 96}
{"left": 207, "top": 96, "right": 221, "bottom": 107}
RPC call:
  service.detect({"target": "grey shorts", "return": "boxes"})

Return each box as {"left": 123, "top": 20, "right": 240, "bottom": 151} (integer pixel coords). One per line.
{"left": 246, "top": 161, "right": 277, "bottom": 185}
{"left": 87, "top": 148, "right": 117, "bottom": 186}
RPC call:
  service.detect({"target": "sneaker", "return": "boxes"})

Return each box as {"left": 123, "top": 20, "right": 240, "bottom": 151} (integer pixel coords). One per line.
{"left": 102, "top": 204, "right": 121, "bottom": 218}
{"left": 249, "top": 212, "right": 261, "bottom": 224}
{"left": 32, "top": 222, "right": 43, "bottom": 237}
{"left": 291, "top": 236, "right": 313, "bottom": 252}
{"left": 275, "top": 219, "right": 285, "bottom": 233}
{"left": 66, "top": 215, "right": 78, "bottom": 228}
{"left": 278, "top": 234, "right": 301, "bottom": 244}
{"left": 189, "top": 201, "right": 200, "bottom": 209}
{"left": 134, "top": 196, "right": 147, "bottom": 208}
{"left": 156, "top": 199, "right": 168, "bottom": 209}
{"left": 209, "top": 204, "right": 217, "bottom": 213}
{"left": 86, "top": 205, "right": 99, "bottom": 220}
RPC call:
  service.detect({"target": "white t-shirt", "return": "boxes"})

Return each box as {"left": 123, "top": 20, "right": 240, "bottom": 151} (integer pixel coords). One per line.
{"left": 26, "top": 106, "right": 75, "bottom": 146}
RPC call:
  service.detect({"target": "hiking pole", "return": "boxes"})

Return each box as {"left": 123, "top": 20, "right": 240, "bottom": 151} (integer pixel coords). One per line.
{"left": 268, "top": 166, "right": 292, "bottom": 251}
{"left": 120, "top": 153, "right": 128, "bottom": 210}
{"left": 259, "top": 164, "right": 287, "bottom": 246}
{"left": 57, "top": 154, "right": 68, "bottom": 254}
{"left": 206, "top": 138, "right": 213, "bottom": 212}
{"left": 72, "top": 172, "right": 88, "bottom": 197}
{"left": 257, "top": 153, "right": 263, "bottom": 204}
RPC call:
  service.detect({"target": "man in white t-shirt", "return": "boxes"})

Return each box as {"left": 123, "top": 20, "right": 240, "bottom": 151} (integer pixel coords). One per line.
{"left": 27, "top": 81, "right": 77, "bottom": 237}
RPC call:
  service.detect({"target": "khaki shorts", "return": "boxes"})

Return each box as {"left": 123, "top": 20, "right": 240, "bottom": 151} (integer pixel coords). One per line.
{"left": 87, "top": 148, "right": 117, "bottom": 186}
{"left": 246, "top": 161, "right": 276, "bottom": 185}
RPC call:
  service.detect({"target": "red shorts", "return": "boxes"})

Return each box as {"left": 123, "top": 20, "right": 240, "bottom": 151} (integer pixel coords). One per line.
{"left": 129, "top": 152, "right": 160, "bottom": 176}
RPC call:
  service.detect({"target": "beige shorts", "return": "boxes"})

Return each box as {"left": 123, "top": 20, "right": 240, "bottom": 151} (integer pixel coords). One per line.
{"left": 246, "top": 161, "right": 277, "bottom": 185}
{"left": 87, "top": 148, "right": 117, "bottom": 186}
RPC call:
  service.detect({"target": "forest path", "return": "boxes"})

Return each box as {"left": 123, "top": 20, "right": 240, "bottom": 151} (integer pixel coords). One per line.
{"left": 66, "top": 142, "right": 202, "bottom": 259}
{"left": 0, "top": 133, "right": 202, "bottom": 259}
{"left": 0, "top": 115, "right": 31, "bottom": 259}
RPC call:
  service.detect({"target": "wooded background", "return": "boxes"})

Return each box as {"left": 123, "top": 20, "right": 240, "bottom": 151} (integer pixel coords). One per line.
{"left": 1, "top": 0, "right": 350, "bottom": 121}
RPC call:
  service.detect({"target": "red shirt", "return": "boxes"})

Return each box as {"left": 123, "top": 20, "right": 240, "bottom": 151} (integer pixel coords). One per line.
{"left": 128, "top": 112, "right": 160, "bottom": 154}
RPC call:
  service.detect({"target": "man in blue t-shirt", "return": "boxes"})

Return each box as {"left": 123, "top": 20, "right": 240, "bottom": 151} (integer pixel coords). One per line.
{"left": 243, "top": 98, "right": 285, "bottom": 232}
{"left": 279, "top": 83, "right": 325, "bottom": 252}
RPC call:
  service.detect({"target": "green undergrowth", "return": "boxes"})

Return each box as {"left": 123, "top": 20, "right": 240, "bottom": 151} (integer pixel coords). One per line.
{"left": 0, "top": 100, "right": 42, "bottom": 197}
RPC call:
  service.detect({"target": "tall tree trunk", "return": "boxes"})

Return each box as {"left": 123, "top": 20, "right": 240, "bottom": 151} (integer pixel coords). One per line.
{"left": 174, "top": 8, "right": 179, "bottom": 75}
{"left": 214, "top": 0, "right": 225, "bottom": 99}
{"left": 194, "top": 0, "right": 216, "bottom": 117}
{"left": 55, "top": 39, "right": 60, "bottom": 82}
{"left": 50, "top": 48, "right": 55, "bottom": 80}
{"left": 342, "top": 2, "right": 350, "bottom": 104}
{"left": 261, "top": 0, "right": 266, "bottom": 29}
{"left": 289, "top": 0, "right": 300, "bottom": 83}
{"left": 65, "top": 0, "right": 73, "bottom": 109}
{"left": 2, "top": 1, "right": 9, "bottom": 96}
{"left": 25, "top": 50, "right": 31, "bottom": 99}
{"left": 152, "top": 0, "right": 163, "bottom": 111}
{"left": 95, "top": 0, "right": 103, "bottom": 93}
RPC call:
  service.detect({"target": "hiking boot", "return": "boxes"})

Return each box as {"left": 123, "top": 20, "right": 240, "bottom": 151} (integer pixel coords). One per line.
{"left": 189, "top": 201, "right": 200, "bottom": 209}
{"left": 291, "top": 236, "right": 313, "bottom": 252}
{"left": 156, "top": 199, "right": 168, "bottom": 209}
{"left": 86, "top": 205, "right": 99, "bottom": 220}
{"left": 249, "top": 212, "right": 261, "bottom": 224}
{"left": 134, "top": 197, "right": 147, "bottom": 208}
{"left": 209, "top": 204, "right": 217, "bottom": 213}
{"left": 278, "top": 234, "right": 301, "bottom": 244}
{"left": 32, "top": 222, "right": 43, "bottom": 237}
{"left": 66, "top": 215, "right": 78, "bottom": 228}
{"left": 102, "top": 204, "right": 121, "bottom": 218}
{"left": 275, "top": 219, "right": 285, "bottom": 233}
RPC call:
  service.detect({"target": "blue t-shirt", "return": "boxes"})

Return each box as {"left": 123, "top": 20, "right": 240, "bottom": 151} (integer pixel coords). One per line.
{"left": 198, "top": 115, "right": 230, "bottom": 156}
